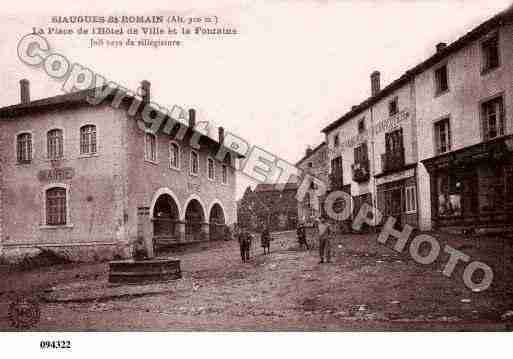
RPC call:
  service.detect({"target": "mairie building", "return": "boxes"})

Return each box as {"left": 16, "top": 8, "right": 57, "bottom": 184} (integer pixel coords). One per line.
{"left": 0, "top": 79, "right": 240, "bottom": 260}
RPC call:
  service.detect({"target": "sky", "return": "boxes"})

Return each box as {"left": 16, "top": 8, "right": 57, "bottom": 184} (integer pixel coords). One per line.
{"left": 0, "top": 0, "right": 511, "bottom": 199}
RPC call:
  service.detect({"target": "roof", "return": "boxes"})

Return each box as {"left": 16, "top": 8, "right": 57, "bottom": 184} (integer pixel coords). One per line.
{"left": 253, "top": 182, "right": 298, "bottom": 192}
{"left": 321, "top": 6, "right": 513, "bottom": 134}
{"left": 296, "top": 141, "right": 327, "bottom": 166}
{"left": 0, "top": 85, "right": 244, "bottom": 158}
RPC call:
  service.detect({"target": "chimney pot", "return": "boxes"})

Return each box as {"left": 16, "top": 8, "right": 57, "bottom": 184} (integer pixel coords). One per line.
{"left": 306, "top": 146, "right": 313, "bottom": 157}
{"left": 436, "top": 42, "right": 447, "bottom": 53}
{"left": 20, "top": 79, "right": 30, "bottom": 104}
{"left": 218, "top": 126, "right": 225, "bottom": 144}
{"left": 188, "top": 108, "right": 196, "bottom": 129}
{"left": 371, "top": 71, "right": 380, "bottom": 96}
{"left": 140, "top": 80, "right": 151, "bottom": 103}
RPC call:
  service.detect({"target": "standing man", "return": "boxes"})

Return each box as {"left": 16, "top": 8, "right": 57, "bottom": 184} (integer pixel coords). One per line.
{"left": 237, "top": 226, "right": 253, "bottom": 263}
{"left": 297, "top": 222, "right": 309, "bottom": 250}
{"left": 261, "top": 225, "right": 271, "bottom": 255}
{"left": 316, "top": 216, "right": 333, "bottom": 264}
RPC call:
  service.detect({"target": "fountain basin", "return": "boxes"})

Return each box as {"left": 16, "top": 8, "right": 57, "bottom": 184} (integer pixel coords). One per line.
{"left": 108, "top": 257, "right": 182, "bottom": 285}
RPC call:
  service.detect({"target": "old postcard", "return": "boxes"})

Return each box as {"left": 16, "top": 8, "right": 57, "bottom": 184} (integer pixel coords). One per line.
{"left": 0, "top": 0, "right": 512, "bottom": 356}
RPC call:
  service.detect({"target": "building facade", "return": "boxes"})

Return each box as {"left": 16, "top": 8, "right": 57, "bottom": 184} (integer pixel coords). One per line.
{"left": 322, "top": 72, "right": 419, "bottom": 230}
{"left": 295, "top": 142, "right": 328, "bottom": 223}
{"left": 0, "top": 80, "right": 239, "bottom": 259}
{"left": 416, "top": 10, "right": 513, "bottom": 232}
{"left": 237, "top": 183, "right": 299, "bottom": 232}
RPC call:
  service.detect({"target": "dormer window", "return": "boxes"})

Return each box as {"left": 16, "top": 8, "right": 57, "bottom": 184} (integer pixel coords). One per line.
{"left": 389, "top": 98, "right": 398, "bottom": 116}
{"left": 333, "top": 133, "right": 340, "bottom": 147}
{"left": 358, "top": 118, "right": 365, "bottom": 133}
{"left": 435, "top": 64, "right": 449, "bottom": 95}
{"left": 482, "top": 33, "right": 500, "bottom": 73}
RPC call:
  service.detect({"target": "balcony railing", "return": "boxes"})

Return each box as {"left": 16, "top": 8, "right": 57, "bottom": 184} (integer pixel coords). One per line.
{"left": 381, "top": 148, "right": 405, "bottom": 173}
{"left": 351, "top": 160, "right": 370, "bottom": 183}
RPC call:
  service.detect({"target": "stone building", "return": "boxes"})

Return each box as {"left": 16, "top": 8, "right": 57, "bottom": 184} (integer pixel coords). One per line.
{"left": 320, "top": 6, "right": 513, "bottom": 232}
{"left": 416, "top": 8, "right": 513, "bottom": 232}
{"left": 237, "top": 183, "right": 298, "bottom": 232}
{"left": 0, "top": 80, "right": 240, "bottom": 260}
{"left": 295, "top": 142, "right": 328, "bottom": 223}
{"left": 322, "top": 70, "right": 419, "bottom": 229}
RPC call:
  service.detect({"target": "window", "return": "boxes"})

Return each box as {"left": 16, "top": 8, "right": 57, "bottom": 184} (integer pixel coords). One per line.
{"left": 482, "top": 33, "right": 500, "bottom": 73}
{"left": 388, "top": 98, "right": 398, "bottom": 117}
{"left": 434, "top": 64, "right": 449, "bottom": 95}
{"left": 145, "top": 132, "right": 157, "bottom": 162}
{"left": 169, "top": 142, "right": 180, "bottom": 169}
{"left": 333, "top": 133, "right": 340, "bottom": 147}
{"left": 358, "top": 118, "right": 366, "bottom": 133}
{"left": 17, "top": 132, "right": 32, "bottom": 163}
{"left": 80, "top": 125, "right": 97, "bottom": 155}
{"left": 308, "top": 162, "right": 313, "bottom": 168}
{"left": 354, "top": 142, "right": 368, "bottom": 164}
{"left": 222, "top": 164, "right": 228, "bottom": 184}
{"left": 385, "top": 128, "right": 404, "bottom": 154}
{"left": 46, "top": 187, "right": 67, "bottom": 225}
{"left": 305, "top": 192, "right": 311, "bottom": 209}
{"left": 207, "top": 157, "right": 215, "bottom": 180}
{"left": 190, "top": 151, "right": 199, "bottom": 175}
{"left": 330, "top": 156, "right": 343, "bottom": 189}
{"left": 437, "top": 173, "right": 462, "bottom": 217}
{"left": 434, "top": 118, "right": 451, "bottom": 155}
{"left": 320, "top": 150, "right": 327, "bottom": 162}
{"left": 481, "top": 96, "right": 504, "bottom": 141}
{"left": 405, "top": 186, "right": 417, "bottom": 213}
{"left": 47, "top": 129, "right": 63, "bottom": 160}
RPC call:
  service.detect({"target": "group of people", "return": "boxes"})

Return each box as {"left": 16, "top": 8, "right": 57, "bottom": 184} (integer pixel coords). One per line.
{"left": 234, "top": 215, "right": 337, "bottom": 264}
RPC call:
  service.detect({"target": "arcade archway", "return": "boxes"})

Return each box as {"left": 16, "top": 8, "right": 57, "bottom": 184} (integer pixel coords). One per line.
{"left": 209, "top": 203, "right": 226, "bottom": 241}
{"left": 152, "top": 194, "right": 180, "bottom": 239}
{"left": 184, "top": 199, "right": 206, "bottom": 241}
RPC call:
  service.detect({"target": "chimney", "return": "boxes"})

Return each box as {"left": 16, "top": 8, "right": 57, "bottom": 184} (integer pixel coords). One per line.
{"left": 306, "top": 146, "right": 313, "bottom": 157}
{"left": 188, "top": 108, "right": 196, "bottom": 129}
{"left": 140, "top": 80, "right": 151, "bottom": 103}
{"left": 371, "top": 71, "right": 380, "bottom": 96}
{"left": 20, "top": 79, "right": 30, "bottom": 104}
{"left": 218, "top": 126, "right": 225, "bottom": 144}
{"left": 436, "top": 42, "right": 447, "bottom": 53}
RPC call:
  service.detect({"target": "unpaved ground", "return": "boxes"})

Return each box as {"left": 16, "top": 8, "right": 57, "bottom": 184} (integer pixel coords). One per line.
{"left": 1, "top": 231, "right": 513, "bottom": 331}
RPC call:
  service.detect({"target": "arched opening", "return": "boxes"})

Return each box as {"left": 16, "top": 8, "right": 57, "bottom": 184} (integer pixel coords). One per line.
{"left": 153, "top": 194, "right": 180, "bottom": 239}
{"left": 209, "top": 203, "right": 226, "bottom": 241}
{"left": 185, "top": 199, "right": 205, "bottom": 241}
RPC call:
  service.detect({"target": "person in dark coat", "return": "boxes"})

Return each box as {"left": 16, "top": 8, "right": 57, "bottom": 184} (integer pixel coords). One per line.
{"left": 297, "top": 222, "right": 309, "bottom": 250}
{"left": 261, "top": 226, "right": 271, "bottom": 255}
{"left": 238, "top": 227, "right": 253, "bottom": 263}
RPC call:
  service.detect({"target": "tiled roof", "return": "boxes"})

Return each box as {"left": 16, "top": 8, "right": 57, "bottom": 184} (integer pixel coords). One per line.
{"left": 253, "top": 182, "right": 298, "bottom": 192}
{"left": 0, "top": 85, "right": 244, "bottom": 157}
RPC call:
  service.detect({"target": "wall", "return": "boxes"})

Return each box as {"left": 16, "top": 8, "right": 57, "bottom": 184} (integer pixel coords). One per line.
{"left": 125, "top": 114, "right": 237, "bottom": 242}
{"left": 296, "top": 144, "right": 328, "bottom": 221}
{"left": 0, "top": 105, "right": 128, "bottom": 250}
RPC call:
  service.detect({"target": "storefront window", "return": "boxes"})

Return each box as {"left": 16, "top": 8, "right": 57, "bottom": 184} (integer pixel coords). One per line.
{"left": 437, "top": 174, "right": 462, "bottom": 217}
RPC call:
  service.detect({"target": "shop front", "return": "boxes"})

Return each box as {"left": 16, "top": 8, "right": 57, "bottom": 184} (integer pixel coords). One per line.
{"left": 422, "top": 135, "right": 513, "bottom": 231}
{"left": 376, "top": 165, "right": 418, "bottom": 229}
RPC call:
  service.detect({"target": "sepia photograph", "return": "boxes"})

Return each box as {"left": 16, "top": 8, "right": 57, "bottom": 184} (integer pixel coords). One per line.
{"left": 0, "top": 0, "right": 512, "bottom": 356}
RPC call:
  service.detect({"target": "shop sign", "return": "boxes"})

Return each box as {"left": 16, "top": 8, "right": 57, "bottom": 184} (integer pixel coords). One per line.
{"left": 37, "top": 167, "right": 74, "bottom": 182}
{"left": 376, "top": 168, "right": 414, "bottom": 186}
